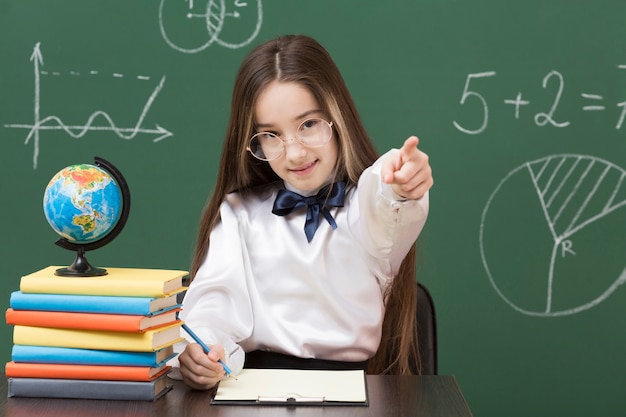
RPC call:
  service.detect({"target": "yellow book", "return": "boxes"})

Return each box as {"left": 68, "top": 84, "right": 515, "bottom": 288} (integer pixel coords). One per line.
{"left": 13, "top": 322, "right": 184, "bottom": 352}
{"left": 19, "top": 266, "right": 187, "bottom": 297}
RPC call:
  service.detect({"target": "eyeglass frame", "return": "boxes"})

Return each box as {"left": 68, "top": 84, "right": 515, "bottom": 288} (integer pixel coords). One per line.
{"left": 246, "top": 118, "right": 334, "bottom": 161}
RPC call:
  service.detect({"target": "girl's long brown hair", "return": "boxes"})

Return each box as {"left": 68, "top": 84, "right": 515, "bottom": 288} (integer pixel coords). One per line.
{"left": 190, "top": 35, "right": 420, "bottom": 375}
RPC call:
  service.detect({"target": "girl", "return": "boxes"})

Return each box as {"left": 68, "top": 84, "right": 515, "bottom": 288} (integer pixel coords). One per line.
{"left": 175, "top": 34, "right": 433, "bottom": 390}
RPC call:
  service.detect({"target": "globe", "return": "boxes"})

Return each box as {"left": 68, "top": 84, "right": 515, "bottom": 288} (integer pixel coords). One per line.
{"left": 43, "top": 157, "right": 130, "bottom": 276}
{"left": 44, "top": 164, "right": 122, "bottom": 244}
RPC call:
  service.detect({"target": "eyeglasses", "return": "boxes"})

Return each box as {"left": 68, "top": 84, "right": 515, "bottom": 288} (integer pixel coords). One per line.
{"left": 247, "top": 118, "right": 334, "bottom": 161}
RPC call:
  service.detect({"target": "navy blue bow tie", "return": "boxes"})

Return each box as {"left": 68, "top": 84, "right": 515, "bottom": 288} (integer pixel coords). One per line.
{"left": 272, "top": 182, "right": 346, "bottom": 243}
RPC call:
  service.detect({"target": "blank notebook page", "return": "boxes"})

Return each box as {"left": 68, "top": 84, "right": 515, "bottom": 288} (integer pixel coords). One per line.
{"left": 213, "top": 369, "right": 367, "bottom": 403}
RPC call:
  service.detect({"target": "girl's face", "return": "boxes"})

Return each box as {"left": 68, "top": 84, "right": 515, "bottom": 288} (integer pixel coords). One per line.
{"left": 253, "top": 81, "right": 338, "bottom": 193}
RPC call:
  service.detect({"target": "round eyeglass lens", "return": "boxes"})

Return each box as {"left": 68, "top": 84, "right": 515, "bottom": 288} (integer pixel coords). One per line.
{"left": 249, "top": 133, "right": 283, "bottom": 160}
{"left": 297, "top": 118, "right": 332, "bottom": 146}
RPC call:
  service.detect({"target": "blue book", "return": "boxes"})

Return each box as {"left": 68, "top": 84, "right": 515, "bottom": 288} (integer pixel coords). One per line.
{"left": 11, "top": 345, "right": 177, "bottom": 367}
{"left": 9, "top": 291, "right": 181, "bottom": 315}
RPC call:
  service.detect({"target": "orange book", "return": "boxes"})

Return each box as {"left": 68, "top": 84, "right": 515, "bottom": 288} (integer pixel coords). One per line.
{"left": 5, "top": 361, "right": 170, "bottom": 382}
{"left": 5, "top": 308, "right": 181, "bottom": 332}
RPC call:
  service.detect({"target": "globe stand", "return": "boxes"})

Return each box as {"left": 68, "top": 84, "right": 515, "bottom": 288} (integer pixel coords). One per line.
{"left": 56, "top": 247, "right": 107, "bottom": 277}
{"left": 50, "top": 157, "right": 131, "bottom": 278}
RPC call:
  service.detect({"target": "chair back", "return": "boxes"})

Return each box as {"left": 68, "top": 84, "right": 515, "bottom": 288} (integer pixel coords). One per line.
{"left": 415, "top": 282, "right": 438, "bottom": 375}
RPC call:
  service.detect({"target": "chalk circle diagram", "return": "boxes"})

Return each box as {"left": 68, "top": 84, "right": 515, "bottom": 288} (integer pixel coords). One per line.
{"left": 159, "top": 0, "right": 263, "bottom": 53}
{"left": 480, "top": 154, "right": 626, "bottom": 317}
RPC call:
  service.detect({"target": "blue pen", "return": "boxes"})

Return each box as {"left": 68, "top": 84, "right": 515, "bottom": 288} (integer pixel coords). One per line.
{"left": 181, "top": 323, "right": 234, "bottom": 377}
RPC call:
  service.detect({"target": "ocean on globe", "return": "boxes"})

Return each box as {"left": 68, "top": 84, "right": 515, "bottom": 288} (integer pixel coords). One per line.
{"left": 43, "top": 164, "right": 123, "bottom": 244}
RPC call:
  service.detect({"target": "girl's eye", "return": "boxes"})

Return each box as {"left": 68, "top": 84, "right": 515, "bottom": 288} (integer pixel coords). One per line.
{"left": 301, "top": 119, "right": 318, "bottom": 130}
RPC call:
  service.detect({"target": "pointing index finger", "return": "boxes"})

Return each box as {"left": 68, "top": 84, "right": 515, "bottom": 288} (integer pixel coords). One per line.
{"left": 400, "top": 136, "right": 420, "bottom": 161}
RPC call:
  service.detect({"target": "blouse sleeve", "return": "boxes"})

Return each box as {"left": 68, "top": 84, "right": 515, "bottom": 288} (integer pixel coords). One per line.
{"left": 174, "top": 198, "right": 253, "bottom": 374}
{"left": 351, "top": 150, "right": 430, "bottom": 285}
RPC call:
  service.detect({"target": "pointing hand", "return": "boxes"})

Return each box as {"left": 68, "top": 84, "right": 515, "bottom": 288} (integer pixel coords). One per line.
{"left": 381, "top": 136, "right": 433, "bottom": 200}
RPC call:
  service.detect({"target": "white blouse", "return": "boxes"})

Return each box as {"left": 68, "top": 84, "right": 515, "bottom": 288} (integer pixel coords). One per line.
{"left": 171, "top": 152, "right": 429, "bottom": 375}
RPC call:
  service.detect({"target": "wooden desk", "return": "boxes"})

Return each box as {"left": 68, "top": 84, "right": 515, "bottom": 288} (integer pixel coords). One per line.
{"left": 2, "top": 374, "right": 473, "bottom": 417}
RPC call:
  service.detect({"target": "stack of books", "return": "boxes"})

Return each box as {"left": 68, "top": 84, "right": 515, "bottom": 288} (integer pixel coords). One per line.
{"left": 5, "top": 266, "right": 188, "bottom": 401}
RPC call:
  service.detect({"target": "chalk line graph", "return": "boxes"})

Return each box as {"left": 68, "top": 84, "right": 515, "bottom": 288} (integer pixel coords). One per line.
{"left": 159, "top": 0, "right": 263, "bottom": 53}
{"left": 4, "top": 42, "right": 173, "bottom": 169}
{"left": 480, "top": 154, "right": 626, "bottom": 317}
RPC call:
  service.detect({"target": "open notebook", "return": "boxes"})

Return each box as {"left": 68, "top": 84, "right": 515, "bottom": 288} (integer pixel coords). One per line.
{"left": 211, "top": 369, "right": 368, "bottom": 406}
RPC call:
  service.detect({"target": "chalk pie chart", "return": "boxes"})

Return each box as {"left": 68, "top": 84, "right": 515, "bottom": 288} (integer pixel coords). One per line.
{"left": 480, "top": 154, "right": 626, "bottom": 317}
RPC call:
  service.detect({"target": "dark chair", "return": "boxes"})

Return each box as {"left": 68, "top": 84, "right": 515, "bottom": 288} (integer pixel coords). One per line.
{"left": 414, "top": 282, "right": 438, "bottom": 375}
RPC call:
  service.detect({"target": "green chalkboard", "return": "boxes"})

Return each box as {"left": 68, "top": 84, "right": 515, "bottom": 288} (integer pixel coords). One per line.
{"left": 1, "top": 2, "right": 625, "bottom": 416}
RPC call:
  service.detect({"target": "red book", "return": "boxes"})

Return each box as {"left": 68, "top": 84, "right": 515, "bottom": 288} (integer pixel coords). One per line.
{"left": 5, "top": 361, "right": 170, "bottom": 382}
{"left": 5, "top": 308, "right": 181, "bottom": 332}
